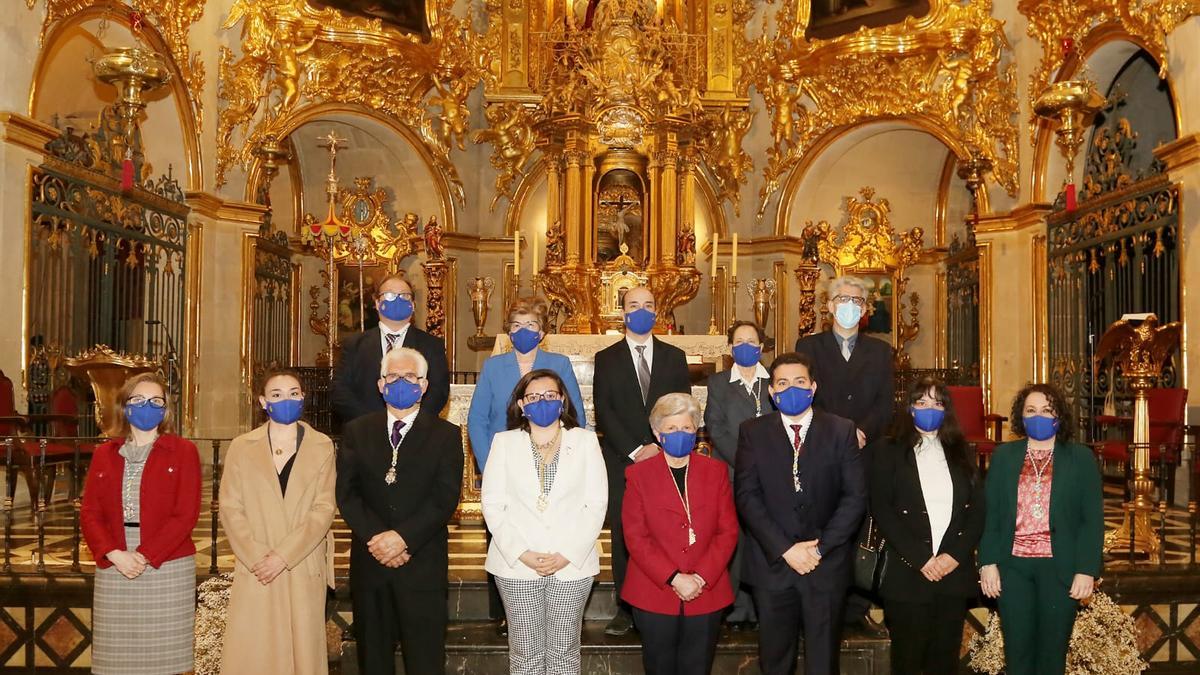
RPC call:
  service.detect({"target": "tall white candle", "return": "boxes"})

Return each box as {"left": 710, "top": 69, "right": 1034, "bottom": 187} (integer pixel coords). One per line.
{"left": 711, "top": 232, "right": 719, "bottom": 278}
{"left": 514, "top": 234, "right": 521, "bottom": 281}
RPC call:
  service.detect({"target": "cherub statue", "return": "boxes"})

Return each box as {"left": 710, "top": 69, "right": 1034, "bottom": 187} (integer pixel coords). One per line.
{"left": 270, "top": 19, "right": 318, "bottom": 115}
{"left": 429, "top": 71, "right": 471, "bottom": 151}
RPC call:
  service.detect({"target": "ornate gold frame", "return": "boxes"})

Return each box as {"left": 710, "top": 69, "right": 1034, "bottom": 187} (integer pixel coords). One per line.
{"left": 811, "top": 187, "right": 924, "bottom": 364}
{"left": 751, "top": 0, "right": 1019, "bottom": 226}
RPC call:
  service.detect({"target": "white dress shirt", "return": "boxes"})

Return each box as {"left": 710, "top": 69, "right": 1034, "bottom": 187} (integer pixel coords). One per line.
{"left": 914, "top": 434, "right": 954, "bottom": 553}
{"left": 385, "top": 407, "right": 420, "bottom": 445}
{"left": 379, "top": 322, "right": 411, "bottom": 356}
{"left": 481, "top": 427, "right": 609, "bottom": 580}
{"left": 779, "top": 408, "right": 814, "bottom": 446}
{"left": 730, "top": 363, "right": 770, "bottom": 392}
{"left": 626, "top": 335, "right": 655, "bottom": 460}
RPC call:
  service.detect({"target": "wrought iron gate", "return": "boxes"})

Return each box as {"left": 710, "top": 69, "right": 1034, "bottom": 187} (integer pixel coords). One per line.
{"left": 246, "top": 229, "right": 298, "bottom": 421}
{"left": 1046, "top": 118, "right": 1179, "bottom": 437}
{"left": 945, "top": 232, "right": 981, "bottom": 383}
{"left": 27, "top": 111, "right": 189, "bottom": 414}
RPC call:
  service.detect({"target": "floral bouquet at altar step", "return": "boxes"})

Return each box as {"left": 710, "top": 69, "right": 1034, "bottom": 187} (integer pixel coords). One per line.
{"left": 968, "top": 590, "right": 1147, "bottom": 674}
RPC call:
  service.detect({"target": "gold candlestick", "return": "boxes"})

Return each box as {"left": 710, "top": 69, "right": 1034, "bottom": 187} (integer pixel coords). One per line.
{"left": 707, "top": 276, "right": 720, "bottom": 335}
{"left": 729, "top": 275, "right": 740, "bottom": 322}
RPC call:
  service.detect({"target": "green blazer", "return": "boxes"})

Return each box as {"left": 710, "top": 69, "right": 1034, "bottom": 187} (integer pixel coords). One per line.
{"left": 978, "top": 440, "right": 1104, "bottom": 585}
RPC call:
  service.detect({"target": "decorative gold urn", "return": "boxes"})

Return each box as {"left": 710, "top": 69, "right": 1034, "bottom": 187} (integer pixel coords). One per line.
{"left": 92, "top": 46, "right": 172, "bottom": 137}
{"left": 466, "top": 276, "right": 496, "bottom": 351}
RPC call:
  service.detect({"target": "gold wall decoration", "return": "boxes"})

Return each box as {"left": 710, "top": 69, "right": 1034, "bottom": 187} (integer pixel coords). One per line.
{"left": 472, "top": 102, "right": 538, "bottom": 211}
{"left": 747, "top": 0, "right": 1020, "bottom": 222}
{"left": 810, "top": 187, "right": 925, "bottom": 362}
{"left": 794, "top": 223, "right": 823, "bottom": 338}
{"left": 216, "top": 0, "right": 492, "bottom": 201}
{"left": 1020, "top": 0, "right": 1197, "bottom": 143}
{"left": 32, "top": 0, "right": 207, "bottom": 133}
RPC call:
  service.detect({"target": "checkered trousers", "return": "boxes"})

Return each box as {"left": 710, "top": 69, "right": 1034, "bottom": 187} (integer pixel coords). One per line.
{"left": 495, "top": 574, "right": 594, "bottom": 675}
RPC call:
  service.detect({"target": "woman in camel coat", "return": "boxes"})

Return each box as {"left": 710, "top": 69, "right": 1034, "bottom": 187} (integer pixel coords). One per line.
{"left": 219, "top": 370, "right": 337, "bottom": 675}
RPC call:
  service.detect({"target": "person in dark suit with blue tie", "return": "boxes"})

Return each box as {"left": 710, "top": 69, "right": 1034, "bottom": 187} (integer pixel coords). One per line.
{"left": 332, "top": 275, "right": 451, "bottom": 423}
{"left": 735, "top": 351, "right": 868, "bottom": 675}
{"left": 704, "top": 320, "right": 773, "bottom": 630}
{"left": 593, "top": 286, "right": 692, "bottom": 636}
{"left": 335, "top": 346, "right": 464, "bottom": 675}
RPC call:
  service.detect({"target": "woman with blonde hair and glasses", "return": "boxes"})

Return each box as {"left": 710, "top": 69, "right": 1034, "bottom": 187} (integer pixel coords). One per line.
{"left": 219, "top": 368, "right": 337, "bottom": 674}
{"left": 81, "top": 372, "right": 201, "bottom": 675}
{"left": 468, "top": 297, "right": 586, "bottom": 633}
{"left": 482, "top": 368, "right": 607, "bottom": 675}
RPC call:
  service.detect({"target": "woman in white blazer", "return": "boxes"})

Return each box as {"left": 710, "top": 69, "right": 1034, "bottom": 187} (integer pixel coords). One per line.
{"left": 482, "top": 368, "right": 608, "bottom": 675}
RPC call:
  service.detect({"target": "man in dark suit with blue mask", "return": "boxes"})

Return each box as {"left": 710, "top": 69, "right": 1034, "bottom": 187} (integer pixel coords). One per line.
{"left": 333, "top": 275, "right": 450, "bottom": 424}
{"left": 735, "top": 351, "right": 867, "bottom": 674}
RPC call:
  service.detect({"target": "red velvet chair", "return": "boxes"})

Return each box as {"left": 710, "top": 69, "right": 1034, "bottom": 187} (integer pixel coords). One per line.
{"left": 947, "top": 385, "right": 1006, "bottom": 470}
{"left": 1095, "top": 387, "right": 1186, "bottom": 501}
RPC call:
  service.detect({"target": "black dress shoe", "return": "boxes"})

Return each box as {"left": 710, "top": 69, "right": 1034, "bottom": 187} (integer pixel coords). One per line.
{"left": 604, "top": 609, "right": 635, "bottom": 636}
{"left": 496, "top": 618, "right": 508, "bottom": 638}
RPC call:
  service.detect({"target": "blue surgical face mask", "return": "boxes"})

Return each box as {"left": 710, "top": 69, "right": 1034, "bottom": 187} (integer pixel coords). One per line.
{"left": 1023, "top": 415, "right": 1059, "bottom": 442}
{"left": 659, "top": 430, "right": 697, "bottom": 458}
{"left": 911, "top": 407, "right": 945, "bottom": 432}
{"left": 509, "top": 327, "right": 542, "bottom": 355}
{"left": 773, "top": 386, "right": 814, "bottom": 417}
{"left": 125, "top": 403, "right": 166, "bottom": 432}
{"left": 731, "top": 342, "right": 762, "bottom": 368}
{"left": 624, "top": 308, "right": 656, "bottom": 335}
{"left": 834, "top": 302, "right": 863, "bottom": 330}
{"left": 382, "top": 378, "right": 422, "bottom": 410}
{"left": 265, "top": 398, "right": 304, "bottom": 425}
{"left": 379, "top": 295, "right": 414, "bottom": 322}
{"left": 522, "top": 398, "right": 563, "bottom": 428}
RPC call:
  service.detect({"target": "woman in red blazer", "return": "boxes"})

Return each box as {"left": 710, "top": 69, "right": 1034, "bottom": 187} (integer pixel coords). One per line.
{"left": 622, "top": 393, "right": 739, "bottom": 675}
{"left": 81, "top": 373, "right": 201, "bottom": 675}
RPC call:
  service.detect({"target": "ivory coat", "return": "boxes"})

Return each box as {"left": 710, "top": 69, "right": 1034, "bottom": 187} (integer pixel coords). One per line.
{"left": 219, "top": 421, "right": 337, "bottom": 675}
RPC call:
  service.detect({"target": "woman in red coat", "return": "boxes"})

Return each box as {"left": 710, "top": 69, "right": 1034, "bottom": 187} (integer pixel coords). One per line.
{"left": 81, "top": 372, "right": 201, "bottom": 675}
{"left": 622, "top": 392, "right": 739, "bottom": 675}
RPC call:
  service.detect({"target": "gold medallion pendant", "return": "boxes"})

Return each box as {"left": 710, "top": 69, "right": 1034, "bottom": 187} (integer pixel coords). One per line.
{"left": 384, "top": 467, "right": 397, "bottom": 485}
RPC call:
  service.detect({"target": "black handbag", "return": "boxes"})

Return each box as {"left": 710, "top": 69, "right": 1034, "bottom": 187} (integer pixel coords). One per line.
{"left": 853, "top": 515, "right": 888, "bottom": 592}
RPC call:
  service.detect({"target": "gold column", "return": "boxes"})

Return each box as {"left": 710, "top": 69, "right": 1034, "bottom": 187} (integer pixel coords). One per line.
{"left": 545, "top": 149, "right": 561, "bottom": 239}
{"left": 705, "top": 0, "right": 735, "bottom": 98}
{"left": 582, "top": 151, "right": 596, "bottom": 264}
{"left": 647, "top": 152, "right": 661, "bottom": 265}
{"left": 681, "top": 150, "right": 696, "bottom": 233}
{"left": 659, "top": 148, "right": 679, "bottom": 265}
{"left": 563, "top": 148, "right": 584, "bottom": 265}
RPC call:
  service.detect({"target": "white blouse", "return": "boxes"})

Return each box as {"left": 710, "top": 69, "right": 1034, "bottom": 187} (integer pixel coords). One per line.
{"left": 914, "top": 435, "right": 954, "bottom": 554}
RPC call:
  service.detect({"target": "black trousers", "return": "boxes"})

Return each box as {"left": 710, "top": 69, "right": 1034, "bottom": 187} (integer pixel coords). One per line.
{"left": 754, "top": 584, "right": 845, "bottom": 675}
{"left": 632, "top": 607, "right": 723, "bottom": 675}
{"left": 605, "top": 455, "right": 630, "bottom": 607}
{"left": 725, "top": 531, "right": 758, "bottom": 622}
{"left": 352, "top": 580, "right": 447, "bottom": 675}
{"left": 883, "top": 597, "right": 968, "bottom": 674}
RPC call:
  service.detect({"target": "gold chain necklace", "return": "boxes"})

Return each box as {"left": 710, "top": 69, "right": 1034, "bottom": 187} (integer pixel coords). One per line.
{"left": 667, "top": 460, "right": 696, "bottom": 545}
{"left": 1026, "top": 447, "right": 1053, "bottom": 519}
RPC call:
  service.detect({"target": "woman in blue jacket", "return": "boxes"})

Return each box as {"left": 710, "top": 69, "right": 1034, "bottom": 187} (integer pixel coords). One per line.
{"left": 467, "top": 297, "right": 586, "bottom": 634}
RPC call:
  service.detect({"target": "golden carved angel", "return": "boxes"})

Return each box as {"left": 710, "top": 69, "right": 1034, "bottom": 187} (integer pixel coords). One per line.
{"left": 429, "top": 71, "right": 472, "bottom": 151}
{"left": 473, "top": 103, "right": 536, "bottom": 210}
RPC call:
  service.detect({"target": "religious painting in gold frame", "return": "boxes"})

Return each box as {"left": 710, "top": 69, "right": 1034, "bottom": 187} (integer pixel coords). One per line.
{"left": 805, "top": 0, "right": 931, "bottom": 40}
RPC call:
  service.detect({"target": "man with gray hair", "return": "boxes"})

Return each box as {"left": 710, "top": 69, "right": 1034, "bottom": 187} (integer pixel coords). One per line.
{"left": 794, "top": 275, "right": 893, "bottom": 639}
{"left": 336, "top": 346, "right": 464, "bottom": 675}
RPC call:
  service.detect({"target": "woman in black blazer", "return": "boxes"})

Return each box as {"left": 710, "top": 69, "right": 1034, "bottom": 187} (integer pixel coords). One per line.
{"left": 869, "top": 376, "right": 985, "bottom": 674}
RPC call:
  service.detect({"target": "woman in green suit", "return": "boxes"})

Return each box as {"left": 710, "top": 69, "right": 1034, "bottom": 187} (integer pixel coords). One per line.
{"left": 979, "top": 383, "right": 1104, "bottom": 675}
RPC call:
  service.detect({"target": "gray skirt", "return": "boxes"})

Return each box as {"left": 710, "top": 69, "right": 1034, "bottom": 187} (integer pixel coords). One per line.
{"left": 93, "top": 526, "right": 196, "bottom": 675}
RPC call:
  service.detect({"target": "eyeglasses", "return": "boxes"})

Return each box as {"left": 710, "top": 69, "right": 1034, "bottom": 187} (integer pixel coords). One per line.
{"left": 509, "top": 321, "right": 542, "bottom": 332}
{"left": 912, "top": 399, "right": 945, "bottom": 410}
{"left": 522, "top": 391, "right": 562, "bottom": 404}
{"left": 379, "top": 291, "right": 414, "bottom": 302}
{"left": 832, "top": 295, "right": 868, "bottom": 307}
{"left": 126, "top": 395, "right": 167, "bottom": 409}
{"left": 381, "top": 373, "right": 423, "bottom": 385}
